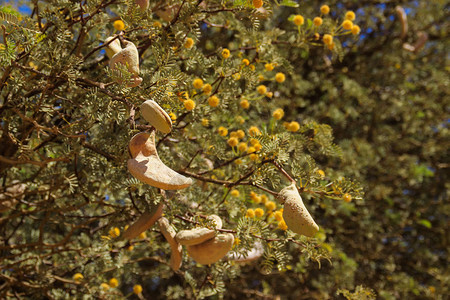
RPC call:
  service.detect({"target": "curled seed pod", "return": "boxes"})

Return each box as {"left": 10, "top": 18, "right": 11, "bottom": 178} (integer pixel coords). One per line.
{"left": 186, "top": 233, "right": 234, "bottom": 265}
{"left": 228, "top": 241, "right": 264, "bottom": 263}
{"left": 176, "top": 227, "right": 216, "bottom": 246}
{"left": 207, "top": 214, "right": 222, "bottom": 229}
{"left": 122, "top": 201, "right": 163, "bottom": 240}
{"left": 158, "top": 217, "right": 182, "bottom": 271}
{"left": 104, "top": 36, "right": 122, "bottom": 59}
{"left": 109, "top": 40, "right": 142, "bottom": 87}
{"left": 403, "top": 31, "right": 428, "bottom": 53}
{"left": 278, "top": 182, "right": 319, "bottom": 237}
{"left": 140, "top": 100, "right": 172, "bottom": 134}
{"left": 127, "top": 132, "right": 193, "bottom": 190}
{"left": 395, "top": 6, "right": 408, "bottom": 39}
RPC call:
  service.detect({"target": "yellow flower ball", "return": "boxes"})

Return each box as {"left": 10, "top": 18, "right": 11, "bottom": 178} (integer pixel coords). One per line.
{"left": 250, "top": 138, "right": 259, "bottom": 146}
{"left": 128, "top": 245, "right": 134, "bottom": 251}
{"left": 342, "top": 20, "right": 353, "bottom": 30}
{"left": 203, "top": 83, "right": 212, "bottom": 95}
{"left": 138, "top": 232, "right": 147, "bottom": 239}
{"left": 320, "top": 5, "right": 330, "bottom": 15}
{"left": 242, "top": 58, "right": 250, "bottom": 66}
{"left": 184, "top": 99, "right": 196, "bottom": 110}
{"left": 293, "top": 15, "right": 304, "bottom": 26}
{"left": 193, "top": 78, "right": 204, "bottom": 89}
{"left": 236, "top": 116, "right": 245, "bottom": 124}
{"left": 261, "top": 194, "right": 268, "bottom": 204}
{"left": 288, "top": 121, "right": 300, "bottom": 132}
{"left": 258, "top": 74, "right": 265, "bottom": 81}
{"left": 327, "top": 42, "right": 335, "bottom": 50}
{"left": 208, "top": 95, "right": 220, "bottom": 107}
{"left": 231, "top": 189, "right": 240, "bottom": 197}
{"left": 254, "top": 143, "right": 262, "bottom": 151}
{"left": 169, "top": 112, "right": 177, "bottom": 121}
{"left": 250, "top": 154, "right": 258, "bottom": 161}
{"left": 184, "top": 37, "right": 194, "bottom": 49}
{"left": 133, "top": 284, "right": 143, "bottom": 295}
{"left": 254, "top": 208, "right": 264, "bottom": 218}
{"left": 257, "top": 85, "right": 267, "bottom": 95}
{"left": 343, "top": 193, "right": 352, "bottom": 202}
{"left": 100, "top": 283, "right": 110, "bottom": 291}
{"left": 109, "top": 227, "right": 120, "bottom": 238}
{"left": 113, "top": 20, "right": 125, "bottom": 31}
{"left": 249, "top": 64, "right": 256, "bottom": 71}
{"left": 247, "top": 146, "right": 256, "bottom": 154}
{"left": 152, "top": 21, "right": 162, "bottom": 28}
{"left": 73, "top": 273, "right": 84, "bottom": 282}
{"left": 201, "top": 118, "right": 209, "bottom": 127}
{"left": 278, "top": 220, "right": 288, "bottom": 231}
{"left": 314, "top": 33, "right": 320, "bottom": 40}
{"left": 227, "top": 137, "right": 239, "bottom": 147}
{"left": 233, "top": 73, "right": 241, "bottom": 80}
{"left": 323, "top": 34, "right": 333, "bottom": 45}
{"left": 275, "top": 72, "right": 286, "bottom": 83}
{"left": 266, "top": 92, "right": 273, "bottom": 98}
{"left": 249, "top": 126, "right": 261, "bottom": 137}
{"left": 218, "top": 126, "right": 228, "bottom": 136}
{"left": 272, "top": 108, "right": 285, "bottom": 120}
{"left": 236, "top": 129, "right": 245, "bottom": 139}
{"left": 246, "top": 208, "right": 255, "bottom": 218}
{"left": 345, "top": 11, "right": 356, "bottom": 21}
{"left": 351, "top": 25, "right": 361, "bottom": 35}
{"left": 240, "top": 99, "right": 250, "bottom": 109}
{"left": 265, "top": 201, "right": 276, "bottom": 211}
{"left": 238, "top": 142, "right": 248, "bottom": 152}
{"left": 313, "top": 17, "right": 323, "bottom": 26}
{"left": 234, "top": 159, "right": 243, "bottom": 165}
{"left": 265, "top": 63, "right": 274, "bottom": 71}
{"left": 253, "top": 0, "right": 263, "bottom": 8}
{"left": 222, "top": 48, "right": 230, "bottom": 59}
{"left": 274, "top": 211, "right": 283, "bottom": 221}
{"left": 317, "top": 169, "right": 326, "bottom": 178}
{"left": 109, "top": 278, "right": 119, "bottom": 288}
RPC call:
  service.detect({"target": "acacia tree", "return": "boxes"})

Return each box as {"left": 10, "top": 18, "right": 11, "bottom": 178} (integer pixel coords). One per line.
{"left": 0, "top": 0, "right": 448, "bottom": 299}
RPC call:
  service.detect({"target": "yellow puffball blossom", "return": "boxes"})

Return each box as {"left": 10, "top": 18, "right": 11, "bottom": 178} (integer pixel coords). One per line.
{"left": 250, "top": 192, "right": 261, "bottom": 203}
{"left": 208, "top": 95, "right": 220, "bottom": 107}
{"left": 249, "top": 126, "right": 261, "bottom": 137}
{"left": 109, "top": 227, "right": 120, "bottom": 238}
{"left": 343, "top": 193, "right": 352, "bottom": 202}
{"left": 249, "top": 154, "right": 258, "bottom": 161}
{"left": 184, "top": 99, "right": 196, "bottom": 110}
{"left": 234, "top": 130, "right": 244, "bottom": 139}
{"left": 345, "top": 11, "right": 356, "bottom": 21}
{"left": 169, "top": 112, "right": 177, "bottom": 121}
{"left": 278, "top": 220, "right": 288, "bottom": 231}
{"left": 265, "top": 201, "right": 276, "bottom": 211}
{"left": 73, "top": 273, "right": 84, "bottom": 282}
{"left": 138, "top": 232, "right": 147, "bottom": 239}
{"left": 252, "top": 0, "right": 263, "bottom": 8}
{"left": 342, "top": 20, "right": 353, "bottom": 30}
{"left": 184, "top": 37, "right": 194, "bottom": 49}
{"left": 240, "top": 99, "right": 250, "bottom": 109}
{"left": 233, "top": 73, "right": 241, "bottom": 80}
{"left": 272, "top": 108, "right": 285, "bottom": 120}
{"left": 265, "top": 63, "right": 274, "bottom": 71}
{"left": 351, "top": 25, "right": 361, "bottom": 35}
{"left": 293, "top": 15, "right": 304, "bottom": 26}
{"left": 201, "top": 118, "right": 209, "bottom": 127}
{"left": 234, "top": 159, "right": 243, "bottom": 165}
{"left": 247, "top": 146, "right": 256, "bottom": 154}
{"left": 257, "top": 85, "right": 267, "bottom": 95}
{"left": 109, "top": 278, "right": 119, "bottom": 288}
{"left": 313, "top": 17, "right": 323, "bottom": 26}
{"left": 238, "top": 142, "right": 248, "bottom": 152}
{"left": 261, "top": 194, "right": 268, "bottom": 204}
{"left": 203, "top": 83, "right": 212, "bottom": 95}
{"left": 250, "top": 138, "right": 259, "bottom": 146}
{"left": 258, "top": 74, "right": 265, "bottom": 81}
{"left": 153, "top": 21, "right": 162, "bottom": 28}
{"left": 227, "top": 137, "right": 239, "bottom": 147}
{"left": 133, "top": 285, "right": 143, "bottom": 295}
{"left": 323, "top": 34, "right": 333, "bottom": 45}
{"left": 249, "top": 64, "right": 256, "bottom": 71}
{"left": 266, "top": 92, "right": 273, "bottom": 98}
{"left": 218, "top": 126, "right": 228, "bottom": 136}
{"left": 255, "top": 208, "right": 264, "bottom": 218}
{"left": 317, "top": 169, "right": 326, "bottom": 178}
{"left": 128, "top": 245, "right": 134, "bottom": 251}
{"left": 113, "top": 20, "right": 125, "bottom": 31}
{"left": 100, "top": 283, "right": 110, "bottom": 291}
{"left": 288, "top": 121, "right": 300, "bottom": 132}
{"left": 236, "top": 115, "right": 245, "bottom": 124}
{"left": 193, "top": 78, "right": 204, "bottom": 89}
{"left": 254, "top": 143, "right": 262, "bottom": 151}
{"left": 242, "top": 58, "right": 250, "bottom": 66}
{"left": 320, "top": 5, "right": 330, "bottom": 15}
{"left": 274, "top": 211, "right": 283, "bottom": 221}
{"left": 246, "top": 208, "right": 255, "bottom": 218}
{"left": 222, "top": 48, "right": 230, "bottom": 59}
{"left": 275, "top": 72, "right": 286, "bottom": 83}
{"left": 231, "top": 189, "right": 240, "bottom": 197}
{"left": 327, "top": 42, "right": 335, "bottom": 50}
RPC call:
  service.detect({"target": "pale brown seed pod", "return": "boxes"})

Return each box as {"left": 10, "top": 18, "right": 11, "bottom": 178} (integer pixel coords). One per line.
{"left": 186, "top": 233, "right": 234, "bottom": 265}
{"left": 109, "top": 40, "right": 142, "bottom": 87}
{"left": 135, "top": 0, "right": 149, "bottom": 11}
{"left": 140, "top": 100, "right": 172, "bottom": 134}
{"left": 175, "top": 215, "right": 222, "bottom": 245}
{"left": 104, "top": 36, "right": 122, "bottom": 59}
{"left": 127, "top": 132, "right": 193, "bottom": 190}
{"left": 395, "top": 6, "right": 408, "bottom": 39}
{"left": 278, "top": 182, "right": 319, "bottom": 237}
{"left": 158, "top": 217, "right": 182, "bottom": 271}
{"left": 0, "top": 181, "right": 26, "bottom": 212}
{"left": 122, "top": 201, "right": 164, "bottom": 240}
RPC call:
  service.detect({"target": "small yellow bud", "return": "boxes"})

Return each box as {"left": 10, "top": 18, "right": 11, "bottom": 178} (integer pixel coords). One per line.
{"left": 203, "top": 83, "right": 213, "bottom": 95}
{"left": 320, "top": 5, "right": 330, "bottom": 15}
{"left": 252, "top": 0, "right": 263, "bottom": 8}
{"left": 133, "top": 284, "right": 143, "bottom": 295}
{"left": 109, "top": 278, "right": 119, "bottom": 288}
{"left": 202, "top": 118, "right": 209, "bottom": 127}
{"left": 109, "top": 227, "right": 120, "bottom": 238}
{"left": 238, "top": 142, "right": 248, "bottom": 152}
{"left": 272, "top": 108, "right": 284, "bottom": 120}
{"left": 208, "top": 95, "right": 220, "bottom": 107}
{"left": 274, "top": 211, "right": 283, "bottom": 221}
{"left": 293, "top": 15, "right": 304, "bottom": 26}
{"left": 342, "top": 20, "right": 353, "bottom": 30}
{"left": 345, "top": 11, "right": 356, "bottom": 21}
{"left": 278, "top": 220, "right": 288, "bottom": 230}
{"left": 228, "top": 137, "right": 239, "bottom": 147}
{"left": 184, "top": 37, "right": 194, "bottom": 49}
{"left": 265, "top": 63, "right": 274, "bottom": 71}
{"left": 218, "top": 126, "right": 228, "bottom": 136}
{"left": 275, "top": 72, "right": 286, "bottom": 83}
{"left": 351, "top": 25, "right": 361, "bottom": 35}
{"left": 246, "top": 208, "right": 255, "bottom": 218}
{"left": 240, "top": 99, "right": 250, "bottom": 109}
{"left": 73, "top": 273, "right": 84, "bottom": 282}
{"left": 193, "top": 78, "right": 204, "bottom": 89}
{"left": 323, "top": 34, "right": 333, "bottom": 45}
{"left": 231, "top": 189, "right": 240, "bottom": 197}
{"left": 255, "top": 208, "right": 264, "bottom": 218}
{"left": 242, "top": 58, "right": 250, "bottom": 66}
{"left": 169, "top": 112, "right": 177, "bottom": 121}
{"left": 248, "top": 126, "right": 261, "bottom": 137}
{"left": 257, "top": 85, "right": 267, "bottom": 95}
{"left": 313, "top": 17, "right": 323, "bottom": 27}
{"left": 236, "top": 129, "right": 245, "bottom": 139}
{"left": 184, "top": 99, "right": 196, "bottom": 110}
{"left": 343, "top": 193, "right": 352, "bottom": 202}
{"left": 222, "top": 48, "right": 230, "bottom": 59}
{"left": 287, "top": 121, "right": 300, "bottom": 132}
{"left": 265, "top": 201, "right": 276, "bottom": 211}
{"left": 113, "top": 20, "right": 125, "bottom": 31}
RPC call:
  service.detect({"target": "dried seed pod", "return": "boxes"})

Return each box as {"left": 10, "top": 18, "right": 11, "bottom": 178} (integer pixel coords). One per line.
{"left": 0, "top": 181, "right": 26, "bottom": 213}
{"left": 127, "top": 132, "right": 193, "bottom": 190}
{"left": 228, "top": 241, "right": 264, "bottom": 263}
{"left": 140, "top": 100, "right": 172, "bottom": 134}
{"left": 175, "top": 215, "right": 222, "bottom": 246}
{"left": 395, "top": 6, "right": 408, "bottom": 39}
{"left": 207, "top": 214, "right": 222, "bottom": 229}
{"left": 135, "top": 0, "right": 149, "bottom": 11}
{"left": 109, "top": 40, "right": 142, "bottom": 87}
{"left": 104, "top": 36, "right": 122, "bottom": 59}
{"left": 158, "top": 217, "right": 182, "bottom": 271}
{"left": 403, "top": 32, "right": 428, "bottom": 53}
{"left": 186, "top": 233, "right": 234, "bottom": 265}
{"left": 278, "top": 182, "right": 319, "bottom": 237}
{"left": 122, "top": 201, "right": 163, "bottom": 240}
